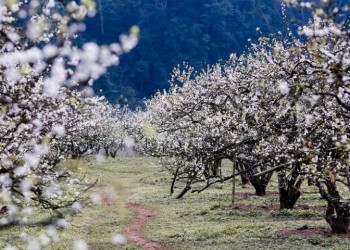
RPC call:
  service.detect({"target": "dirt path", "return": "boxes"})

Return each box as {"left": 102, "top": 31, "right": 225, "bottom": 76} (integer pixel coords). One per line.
{"left": 125, "top": 204, "right": 171, "bottom": 250}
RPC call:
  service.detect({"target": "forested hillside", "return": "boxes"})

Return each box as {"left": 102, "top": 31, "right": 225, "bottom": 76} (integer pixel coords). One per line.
{"left": 82, "top": 0, "right": 300, "bottom": 106}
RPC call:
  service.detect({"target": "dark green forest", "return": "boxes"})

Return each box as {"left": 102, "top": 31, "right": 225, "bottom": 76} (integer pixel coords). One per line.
{"left": 81, "top": 0, "right": 304, "bottom": 107}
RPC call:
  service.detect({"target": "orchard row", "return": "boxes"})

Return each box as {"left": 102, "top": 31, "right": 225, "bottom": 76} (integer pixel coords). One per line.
{"left": 130, "top": 0, "right": 350, "bottom": 234}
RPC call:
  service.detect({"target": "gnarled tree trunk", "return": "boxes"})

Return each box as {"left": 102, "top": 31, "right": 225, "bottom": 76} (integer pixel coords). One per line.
{"left": 325, "top": 200, "right": 350, "bottom": 234}
{"left": 247, "top": 164, "right": 273, "bottom": 196}
{"left": 278, "top": 165, "right": 303, "bottom": 209}
{"left": 249, "top": 170, "right": 273, "bottom": 196}
{"left": 110, "top": 151, "right": 117, "bottom": 158}
{"left": 317, "top": 175, "right": 350, "bottom": 234}
{"left": 104, "top": 147, "right": 110, "bottom": 157}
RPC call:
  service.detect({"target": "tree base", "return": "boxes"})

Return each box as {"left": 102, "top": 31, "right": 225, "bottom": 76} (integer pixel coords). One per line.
{"left": 279, "top": 188, "right": 301, "bottom": 209}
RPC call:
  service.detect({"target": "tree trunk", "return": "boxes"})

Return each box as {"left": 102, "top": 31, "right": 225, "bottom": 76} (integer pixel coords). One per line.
{"left": 212, "top": 159, "right": 222, "bottom": 178}
{"left": 241, "top": 175, "right": 249, "bottom": 185}
{"left": 249, "top": 176, "right": 267, "bottom": 196}
{"left": 78, "top": 146, "right": 89, "bottom": 155}
{"left": 104, "top": 147, "right": 109, "bottom": 157}
{"left": 279, "top": 185, "right": 301, "bottom": 209}
{"left": 71, "top": 154, "right": 79, "bottom": 159}
{"left": 317, "top": 177, "right": 350, "bottom": 234}
{"left": 325, "top": 200, "right": 350, "bottom": 234}
{"left": 203, "top": 159, "right": 222, "bottom": 179}
{"left": 278, "top": 171, "right": 302, "bottom": 209}
{"left": 249, "top": 165, "right": 273, "bottom": 196}
{"left": 232, "top": 153, "right": 236, "bottom": 205}
{"left": 237, "top": 162, "right": 249, "bottom": 186}
{"left": 176, "top": 171, "right": 196, "bottom": 199}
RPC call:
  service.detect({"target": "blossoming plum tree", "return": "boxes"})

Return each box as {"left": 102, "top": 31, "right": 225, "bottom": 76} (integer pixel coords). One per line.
{"left": 0, "top": 0, "right": 138, "bottom": 232}
{"left": 281, "top": 0, "right": 350, "bottom": 233}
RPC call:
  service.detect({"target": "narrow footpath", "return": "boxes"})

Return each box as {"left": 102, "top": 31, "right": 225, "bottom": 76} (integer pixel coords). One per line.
{"left": 125, "top": 204, "right": 171, "bottom": 250}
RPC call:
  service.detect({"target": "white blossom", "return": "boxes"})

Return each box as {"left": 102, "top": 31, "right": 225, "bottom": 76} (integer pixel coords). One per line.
{"left": 73, "top": 239, "right": 88, "bottom": 250}
{"left": 112, "top": 234, "right": 127, "bottom": 245}
{"left": 278, "top": 81, "right": 290, "bottom": 95}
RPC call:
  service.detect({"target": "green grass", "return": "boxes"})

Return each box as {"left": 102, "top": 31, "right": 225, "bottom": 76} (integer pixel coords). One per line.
{"left": 1, "top": 156, "right": 350, "bottom": 249}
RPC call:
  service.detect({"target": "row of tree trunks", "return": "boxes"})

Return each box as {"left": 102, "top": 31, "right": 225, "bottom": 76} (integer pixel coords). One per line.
{"left": 237, "top": 161, "right": 302, "bottom": 209}
{"left": 71, "top": 145, "right": 119, "bottom": 159}
{"left": 177, "top": 157, "right": 350, "bottom": 234}
{"left": 203, "top": 159, "right": 222, "bottom": 179}
{"left": 104, "top": 147, "right": 118, "bottom": 158}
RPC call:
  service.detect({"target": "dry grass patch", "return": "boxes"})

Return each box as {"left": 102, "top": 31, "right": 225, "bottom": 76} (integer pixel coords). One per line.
{"left": 1, "top": 156, "right": 350, "bottom": 250}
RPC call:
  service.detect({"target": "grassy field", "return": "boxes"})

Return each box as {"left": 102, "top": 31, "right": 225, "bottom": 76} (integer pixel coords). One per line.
{"left": 1, "top": 156, "right": 350, "bottom": 249}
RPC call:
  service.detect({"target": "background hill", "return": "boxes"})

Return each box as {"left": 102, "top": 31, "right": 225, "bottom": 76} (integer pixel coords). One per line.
{"left": 81, "top": 0, "right": 304, "bottom": 107}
